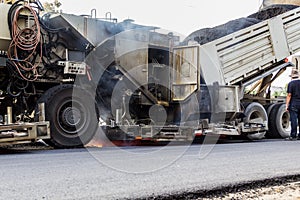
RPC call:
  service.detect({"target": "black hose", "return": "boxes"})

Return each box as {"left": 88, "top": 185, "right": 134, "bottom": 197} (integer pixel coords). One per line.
{"left": 6, "top": 60, "right": 22, "bottom": 79}
{"left": 34, "top": 0, "right": 44, "bottom": 11}
{"left": 39, "top": 13, "right": 68, "bottom": 33}
{"left": 7, "top": 81, "right": 21, "bottom": 97}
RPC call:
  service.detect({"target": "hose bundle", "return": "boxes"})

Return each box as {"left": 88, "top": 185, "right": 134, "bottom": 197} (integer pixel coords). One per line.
{"left": 7, "top": 0, "right": 43, "bottom": 81}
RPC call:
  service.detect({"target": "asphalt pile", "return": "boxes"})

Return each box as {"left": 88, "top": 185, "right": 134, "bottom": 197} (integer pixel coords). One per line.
{"left": 183, "top": 4, "right": 299, "bottom": 45}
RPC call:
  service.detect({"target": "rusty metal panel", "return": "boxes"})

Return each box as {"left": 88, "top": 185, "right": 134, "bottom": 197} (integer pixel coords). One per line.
{"left": 172, "top": 46, "right": 199, "bottom": 101}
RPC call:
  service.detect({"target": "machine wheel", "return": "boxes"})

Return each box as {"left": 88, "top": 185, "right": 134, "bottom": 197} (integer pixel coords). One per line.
{"left": 268, "top": 103, "right": 290, "bottom": 138}
{"left": 37, "top": 84, "right": 98, "bottom": 148}
{"left": 243, "top": 102, "right": 268, "bottom": 140}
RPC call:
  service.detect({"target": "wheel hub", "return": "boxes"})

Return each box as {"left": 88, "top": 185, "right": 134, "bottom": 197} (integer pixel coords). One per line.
{"left": 61, "top": 107, "right": 81, "bottom": 127}
{"left": 281, "top": 112, "right": 290, "bottom": 129}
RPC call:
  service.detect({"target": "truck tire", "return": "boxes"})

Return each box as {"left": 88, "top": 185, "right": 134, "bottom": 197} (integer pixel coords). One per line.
{"left": 264, "top": 103, "right": 276, "bottom": 138}
{"left": 265, "top": 103, "right": 277, "bottom": 116}
{"left": 268, "top": 103, "right": 290, "bottom": 138}
{"left": 37, "top": 84, "right": 98, "bottom": 148}
{"left": 243, "top": 102, "right": 267, "bottom": 140}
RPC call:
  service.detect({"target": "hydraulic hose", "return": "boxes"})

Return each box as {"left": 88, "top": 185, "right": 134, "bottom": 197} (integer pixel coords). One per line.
{"left": 7, "top": 1, "right": 43, "bottom": 81}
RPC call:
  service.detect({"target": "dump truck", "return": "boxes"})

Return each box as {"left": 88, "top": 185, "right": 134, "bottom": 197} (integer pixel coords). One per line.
{"left": 0, "top": 1, "right": 298, "bottom": 147}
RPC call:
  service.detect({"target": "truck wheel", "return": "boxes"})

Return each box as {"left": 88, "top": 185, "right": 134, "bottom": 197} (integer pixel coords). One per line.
{"left": 243, "top": 102, "right": 267, "bottom": 140}
{"left": 264, "top": 103, "right": 276, "bottom": 138}
{"left": 268, "top": 103, "right": 290, "bottom": 138}
{"left": 264, "top": 103, "right": 276, "bottom": 116}
{"left": 37, "top": 84, "right": 98, "bottom": 148}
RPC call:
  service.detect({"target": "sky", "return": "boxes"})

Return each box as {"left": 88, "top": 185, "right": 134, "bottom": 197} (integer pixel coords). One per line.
{"left": 40, "top": 0, "right": 263, "bottom": 36}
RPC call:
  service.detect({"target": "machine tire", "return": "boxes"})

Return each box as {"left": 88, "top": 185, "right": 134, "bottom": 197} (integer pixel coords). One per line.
{"left": 243, "top": 102, "right": 267, "bottom": 140}
{"left": 268, "top": 103, "right": 290, "bottom": 138}
{"left": 37, "top": 84, "right": 98, "bottom": 148}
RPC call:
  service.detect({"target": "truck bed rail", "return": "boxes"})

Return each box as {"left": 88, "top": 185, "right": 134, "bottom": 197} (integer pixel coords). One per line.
{"left": 200, "top": 7, "right": 300, "bottom": 86}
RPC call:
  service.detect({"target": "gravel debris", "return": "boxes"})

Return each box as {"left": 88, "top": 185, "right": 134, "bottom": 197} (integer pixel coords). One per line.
{"left": 201, "top": 181, "right": 300, "bottom": 200}
{"left": 0, "top": 141, "right": 53, "bottom": 153}
{"left": 147, "top": 175, "right": 300, "bottom": 200}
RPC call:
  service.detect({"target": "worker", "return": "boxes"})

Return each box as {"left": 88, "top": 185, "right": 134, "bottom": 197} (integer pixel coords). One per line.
{"left": 286, "top": 68, "right": 300, "bottom": 140}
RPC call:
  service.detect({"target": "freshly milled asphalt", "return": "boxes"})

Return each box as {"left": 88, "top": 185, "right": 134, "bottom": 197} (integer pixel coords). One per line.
{"left": 0, "top": 139, "right": 299, "bottom": 200}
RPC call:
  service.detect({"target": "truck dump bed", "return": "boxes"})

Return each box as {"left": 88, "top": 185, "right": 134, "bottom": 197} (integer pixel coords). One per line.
{"left": 199, "top": 7, "right": 300, "bottom": 86}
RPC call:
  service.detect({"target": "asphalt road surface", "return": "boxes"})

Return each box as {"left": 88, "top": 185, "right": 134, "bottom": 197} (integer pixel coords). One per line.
{"left": 0, "top": 139, "right": 300, "bottom": 199}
